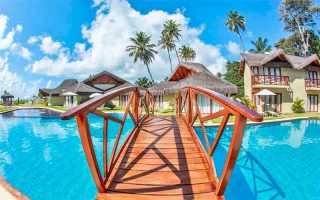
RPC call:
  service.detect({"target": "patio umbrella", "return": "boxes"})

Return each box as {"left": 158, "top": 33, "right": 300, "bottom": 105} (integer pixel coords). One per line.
{"left": 255, "top": 89, "right": 276, "bottom": 113}
{"left": 89, "top": 93, "right": 102, "bottom": 98}
{"left": 255, "top": 89, "right": 276, "bottom": 96}
{"left": 61, "top": 92, "right": 77, "bottom": 96}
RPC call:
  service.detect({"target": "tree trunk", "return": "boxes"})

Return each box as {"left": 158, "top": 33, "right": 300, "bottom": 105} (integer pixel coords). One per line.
{"left": 175, "top": 47, "right": 180, "bottom": 63}
{"left": 145, "top": 63, "right": 155, "bottom": 84}
{"left": 167, "top": 48, "right": 173, "bottom": 72}
{"left": 238, "top": 33, "right": 246, "bottom": 52}
{"left": 294, "top": 17, "right": 308, "bottom": 57}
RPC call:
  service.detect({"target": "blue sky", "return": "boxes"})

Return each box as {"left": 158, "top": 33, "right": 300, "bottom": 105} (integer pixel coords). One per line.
{"left": 0, "top": 0, "right": 293, "bottom": 98}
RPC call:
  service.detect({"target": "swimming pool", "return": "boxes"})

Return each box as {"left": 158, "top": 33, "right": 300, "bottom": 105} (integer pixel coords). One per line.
{"left": 1, "top": 109, "right": 319, "bottom": 199}
{"left": 195, "top": 119, "right": 320, "bottom": 200}
{"left": 0, "top": 108, "right": 134, "bottom": 200}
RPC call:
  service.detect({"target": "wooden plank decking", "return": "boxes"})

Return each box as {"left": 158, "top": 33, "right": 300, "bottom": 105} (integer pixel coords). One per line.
{"left": 98, "top": 115, "right": 218, "bottom": 200}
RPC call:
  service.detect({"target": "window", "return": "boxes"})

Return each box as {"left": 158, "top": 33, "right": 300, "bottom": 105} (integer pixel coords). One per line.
{"left": 307, "top": 95, "right": 318, "bottom": 112}
{"left": 263, "top": 67, "right": 281, "bottom": 83}
{"left": 307, "top": 71, "right": 318, "bottom": 80}
{"left": 252, "top": 66, "right": 259, "bottom": 75}
{"left": 119, "top": 95, "right": 129, "bottom": 106}
{"left": 264, "top": 93, "right": 282, "bottom": 112}
{"left": 155, "top": 95, "right": 163, "bottom": 108}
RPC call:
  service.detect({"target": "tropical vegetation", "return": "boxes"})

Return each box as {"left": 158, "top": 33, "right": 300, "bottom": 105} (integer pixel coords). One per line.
{"left": 179, "top": 45, "right": 196, "bottom": 62}
{"left": 279, "top": 0, "right": 320, "bottom": 57}
{"left": 162, "top": 20, "right": 182, "bottom": 63}
{"left": 225, "top": 10, "right": 246, "bottom": 51}
{"left": 135, "top": 77, "right": 152, "bottom": 88}
{"left": 126, "top": 32, "right": 158, "bottom": 84}
{"left": 249, "top": 37, "right": 272, "bottom": 53}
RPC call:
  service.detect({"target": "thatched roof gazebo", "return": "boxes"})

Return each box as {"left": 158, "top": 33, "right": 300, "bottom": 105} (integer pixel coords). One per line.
{"left": 149, "top": 62, "right": 238, "bottom": 96}
{"left": 1, "top": 91, "right": 14, "bottom": 106}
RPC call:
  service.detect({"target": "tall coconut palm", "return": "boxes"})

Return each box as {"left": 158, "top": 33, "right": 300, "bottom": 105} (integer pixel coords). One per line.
{"left": 225, "top": 11, "right": 246, "bottom": 51}
{"left": 162, "top": 20, "right": 182, "bottom": 62}
{"left": 126, "top": 32, "right": 158, "bottom": 84}
{"left": 249, "top": 37, "right": 272, "bottom": 53}
{"left": 135, "top": 77, "right": 152, "bottom": 88}
{"left": 159, "top": 33, "right": 175, "bottom": 72}
{"left": 179, "top": 45, "right": 196, "bottom": 62}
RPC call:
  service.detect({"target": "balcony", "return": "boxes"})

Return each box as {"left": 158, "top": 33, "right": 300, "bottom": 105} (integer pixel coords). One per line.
{"left": 252, "top": 75, "right": 289, "bottom": 86}
{"left": 305, "top": 79, "right": 320, "bottom": 88}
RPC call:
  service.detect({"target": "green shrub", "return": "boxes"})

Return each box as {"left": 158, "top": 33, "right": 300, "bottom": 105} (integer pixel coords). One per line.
{"left": 292, "top": 97, "right": 305, "bottom": 113}
{"left": 237, "top": 96, "right": 255, "bottom": 109}
{"left": 104, "top": 101, "right": 116, "bottom": 110}
{"left": 77, "top": 97, "right": 89, "bottom": 105}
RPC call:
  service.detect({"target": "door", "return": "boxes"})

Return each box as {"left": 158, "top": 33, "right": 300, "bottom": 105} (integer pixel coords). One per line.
{"left": 307, "top": 95, "right": 318, "bottom": 112}
{"left": 264, "top": 93, "right": 282, "bottom": 112}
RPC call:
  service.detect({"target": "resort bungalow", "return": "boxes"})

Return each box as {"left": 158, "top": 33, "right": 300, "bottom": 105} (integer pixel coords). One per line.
{"left": 149, "top": 62, "right": 238, "bottom": 113}
{"left": 1, "top": 91, "right": 14, "bottom": 106}
{"left": 39, "top": 71, "right": 131, "bottom": 107}
{"left": 241, "top": 49, "right": 320, "bottom": 113}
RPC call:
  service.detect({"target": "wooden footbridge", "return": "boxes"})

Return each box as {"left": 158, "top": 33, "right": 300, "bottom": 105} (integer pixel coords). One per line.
{"left": 60, "top": 85, "right": 262, "bottom": 200}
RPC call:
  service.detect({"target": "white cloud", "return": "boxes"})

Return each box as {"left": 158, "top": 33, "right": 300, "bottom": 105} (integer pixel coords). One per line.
{"left": 39, "top": 36, "right": 63, "bottom": 55}
{"left": 247, "top": 31, "right": 253, "bottom": 38}
{"left": 27, "top": 36, "right": 38, "bottom": 44}
{"left": 16, "top": 24, "right": 23, "bottom": 32}
{"left": 45, "top": 80, "right": 53, "bottom": 88}
{"left": 0, "top": 15, "right": 15, "bottom": 50}
{"left": 10, "top": 43, "right": 32, "bottom": 60}
{"left": 226, "top": 41, "right": 241, "bottom": 56}
{"left": 0, "top": 55, "right": 40, "bottom": 98}
{"left": 29, "top": 0, "right": 227, "bottom": 80}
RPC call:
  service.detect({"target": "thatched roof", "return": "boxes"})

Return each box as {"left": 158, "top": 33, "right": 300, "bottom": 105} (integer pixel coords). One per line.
{"left": 83, "top": 71, "right": 128, "bottom": 84}
{"left": 40, "top": 79, "right": 101, "bottom": 96}
{"left": 241, "top": 50, "right": 320, "bottom": 69}
{"left": 149, "top": 62, "right": 238, "bottom": 95}
{"left": 1, "top": 92, "right": 14, "bottom": 98}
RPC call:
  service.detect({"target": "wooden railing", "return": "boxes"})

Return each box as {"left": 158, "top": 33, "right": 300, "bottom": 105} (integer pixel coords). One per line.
{"left": 60, "top": 85, "right": 155, "bottom": 192}
{"left": 305, "top": 78, "right": 320, "bottom": 88}
{"left": 176, "top": 87, "right": 262, "bottom": 197}
{"left": 252, "top": 75, "right": 289, "bottom": 86}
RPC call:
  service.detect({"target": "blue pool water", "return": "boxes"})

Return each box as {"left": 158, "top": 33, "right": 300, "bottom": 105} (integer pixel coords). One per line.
{"left": 0, "top": 109, "right": 134, "bottom": 200}
{"left": 195, "top": 120, "right": 320, "bottom": 200}
{"left": 1, "top": 109, "right": 320, "bottom": 199}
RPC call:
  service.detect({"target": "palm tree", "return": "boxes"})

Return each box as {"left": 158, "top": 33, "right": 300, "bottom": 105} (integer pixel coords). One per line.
{"left": 162, "top": 20, "right": 182, "bottom": 62}
{"left": 135, "top": 77, "right": 152, "bottom": 88}
{"left": 225, "top": 11, "right": 246, "bottom": 51}
{"left": 249, "top": 37, "right": 272, "bottom": 53}
{"left": 179, "top": 45, "right": 196, "bottom": 62}
{"left": 126, "top": 32, "right": 158, "bottom": 84}
{"left": 159, "top": 33, "right": 175, "bottom": 72}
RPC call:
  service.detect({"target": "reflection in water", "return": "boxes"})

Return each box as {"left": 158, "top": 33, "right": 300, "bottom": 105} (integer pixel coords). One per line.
{"left": 220, "top": 135, "right": 285, "bottom": 200}
{"left": 0, "top": 109, "right": 134, "bottom": 200}
{"left": 196, "top": 119, "right": 320, "bottom": 200}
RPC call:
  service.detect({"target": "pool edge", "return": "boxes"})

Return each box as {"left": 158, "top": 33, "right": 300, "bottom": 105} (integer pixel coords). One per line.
{"left": 0, "top": 176, "right": 30, "bottom": 200}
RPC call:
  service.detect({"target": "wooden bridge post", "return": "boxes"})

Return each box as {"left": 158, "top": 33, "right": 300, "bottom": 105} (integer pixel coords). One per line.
{"left": 216, "top": 114, "right": 247, "bottom": 196}
{"left": 132, "top": 91, "right": 139, "bottom": 122}
{"left": 176, "top": 93, "right": 181, "bottom": 116}
{"left": 145, "top": 91, "right": 150, "bottom": 115}
{"left": 76, "top": 113, "right": 104, "bottom": 192}
{"left": 187, "top": 88, "right": 193, "bottom": 127}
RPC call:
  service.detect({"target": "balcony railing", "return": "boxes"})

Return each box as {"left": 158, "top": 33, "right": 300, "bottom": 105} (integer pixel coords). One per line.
{"left": 252, "top": 75, "right": 289, "bottom": 86}
{"left": 305, "top": 79, "right": 320, "bottom": 88}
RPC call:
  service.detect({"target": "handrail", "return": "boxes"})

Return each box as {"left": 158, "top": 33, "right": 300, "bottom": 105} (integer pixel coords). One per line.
{"left": 305, "top": 78, "right": 320, "bottom": 88}
{"left": 176, "top": 86, "right": 262, "bottom": 197}
{"left": 60, "top": 85, "right": 155, "bottom": 192}
{"left": 252, "top": 75, "right": 289, "bottom": 86}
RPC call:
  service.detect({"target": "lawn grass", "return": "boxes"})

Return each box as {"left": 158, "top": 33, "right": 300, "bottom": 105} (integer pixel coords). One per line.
{"left": 0, "top": 106, "right": 18, "bottom": 113}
